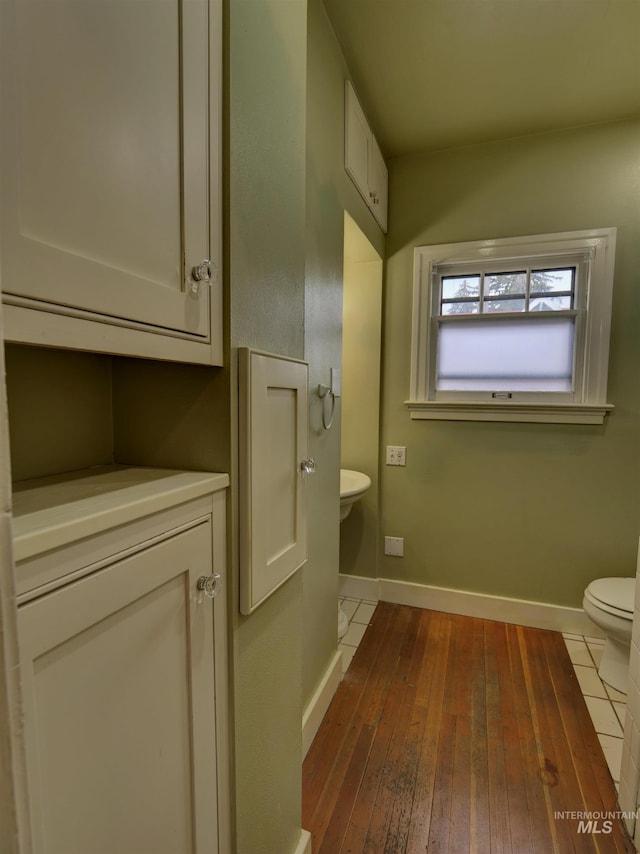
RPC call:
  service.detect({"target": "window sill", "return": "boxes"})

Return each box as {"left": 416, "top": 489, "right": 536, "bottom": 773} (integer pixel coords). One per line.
{"left": 405, "top": 400, "right": 614, "bottom": 425}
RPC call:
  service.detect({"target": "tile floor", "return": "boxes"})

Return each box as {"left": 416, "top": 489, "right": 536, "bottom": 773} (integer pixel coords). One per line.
{"left": 563, "top": 632, "right": 626, "bottom": 786}
{"left": 338, "top": 598, "right": 627, "bottom": 786}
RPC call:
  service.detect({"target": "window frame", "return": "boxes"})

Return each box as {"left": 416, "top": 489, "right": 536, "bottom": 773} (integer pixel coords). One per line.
{"left": 408, "top": 228, "right": 617, "bottom": 424}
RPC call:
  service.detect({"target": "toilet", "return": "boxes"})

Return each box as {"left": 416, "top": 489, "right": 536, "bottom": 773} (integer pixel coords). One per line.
{"left": 583, "top": 577, "right": 635, "bottom": 694}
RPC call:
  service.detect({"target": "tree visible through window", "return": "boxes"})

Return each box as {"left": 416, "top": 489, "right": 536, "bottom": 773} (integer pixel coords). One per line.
{"left": 441, "top": 268, "right": 574, "bottom": 316}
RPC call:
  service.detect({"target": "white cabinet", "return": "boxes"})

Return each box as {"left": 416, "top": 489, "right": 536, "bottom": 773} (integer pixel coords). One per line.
{"left": 13, "top": 466, "right": 230, "bottom": 854}
{"left": 0, "top": 0, "right": 222, "bottom": 365}
{"left": 344, "top": 81, "right": 388, "bottom": 233}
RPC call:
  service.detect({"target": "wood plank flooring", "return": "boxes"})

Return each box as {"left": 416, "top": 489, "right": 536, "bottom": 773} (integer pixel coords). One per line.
{"left": 303, "top": 603, "right": 635, "bottom": 853}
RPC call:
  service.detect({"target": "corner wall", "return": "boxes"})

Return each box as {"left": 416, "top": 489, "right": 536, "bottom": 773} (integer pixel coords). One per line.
{"left": 303, "top": 0, "right": 385, "bottom": 714}
{"left": 340, "top": 215, "right": 383, "bottom": 580}
{"left": 228, "top": 0, "right": 308, "bottom": 851}
{"left": 381, "top": 119, "right": 640, "bottom": 608}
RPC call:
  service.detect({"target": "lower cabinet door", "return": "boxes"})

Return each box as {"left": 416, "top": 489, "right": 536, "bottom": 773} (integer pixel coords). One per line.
{"left": 18, "top": 521, "right": 219, "bottom": 854}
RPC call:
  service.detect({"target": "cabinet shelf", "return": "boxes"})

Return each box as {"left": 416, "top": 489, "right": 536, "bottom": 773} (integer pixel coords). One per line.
{"left": 12, "top": 464, "right": 229, "bottom": 562}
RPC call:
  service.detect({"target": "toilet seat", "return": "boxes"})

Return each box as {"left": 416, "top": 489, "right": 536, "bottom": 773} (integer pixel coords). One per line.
{"left": 584, "top": 577, "right": 634, "bottom": 621}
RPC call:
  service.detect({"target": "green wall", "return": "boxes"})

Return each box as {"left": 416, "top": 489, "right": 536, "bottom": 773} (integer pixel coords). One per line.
{"left": 303, "top": 0, "right": 384, "bottom": 708}
{"left": 228, "top": 0, "right": 307, "bottom": 851}
{"left": 5, "top": 345, "right": 113, "bottom": 482}
{"left": 380, "top": 119, "right": 640, "bottom": 608}
{"left": 340, "top": 217, "right": 383, "bottom": 579}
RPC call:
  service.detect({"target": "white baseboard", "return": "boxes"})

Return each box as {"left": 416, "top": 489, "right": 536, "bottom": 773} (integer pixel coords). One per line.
{"left": 293, "top": 829, "right": 312, "bottom": 854}
{"left": 339, "top": 573, "right": 378, "bottom": 601}
{"left": 302, "top": 650, "right": 343, "bottom": 758}
{"left": 339, "top": 573, "right": 602, "bottom": 637}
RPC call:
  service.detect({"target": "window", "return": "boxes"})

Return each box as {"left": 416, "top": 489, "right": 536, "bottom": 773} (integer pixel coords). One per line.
{"left": 408, "top": 229, "right": 617, "bottom": 424}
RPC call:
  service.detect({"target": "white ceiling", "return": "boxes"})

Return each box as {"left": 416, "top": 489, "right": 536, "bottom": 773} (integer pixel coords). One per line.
{"left": 322, "top": 0, "right": 640, "bottom": 157}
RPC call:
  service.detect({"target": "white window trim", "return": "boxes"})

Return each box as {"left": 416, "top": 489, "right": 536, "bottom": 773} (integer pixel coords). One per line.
{"left": 407, "top": 228, "right": 617, "bottom": 425}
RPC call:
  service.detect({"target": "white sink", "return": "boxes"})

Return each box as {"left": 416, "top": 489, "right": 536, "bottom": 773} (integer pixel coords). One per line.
{"left": 340, "top": 469, "right": 371, "bottom": 522}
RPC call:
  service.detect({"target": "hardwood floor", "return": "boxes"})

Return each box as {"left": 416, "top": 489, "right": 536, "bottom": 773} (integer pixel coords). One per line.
{"left": 303, "top": 602, "right": 635, "bottom": 853}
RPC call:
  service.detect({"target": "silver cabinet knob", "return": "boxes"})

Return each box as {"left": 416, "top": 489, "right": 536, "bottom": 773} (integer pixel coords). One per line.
{"left": 300, "top": 458, "right": 316, "bottom": 475}
{"left": 189, "top": 260, "right": 218, "bottom": 294}
{"left": 197, "top": 572, "right": 221, "bottom": 600}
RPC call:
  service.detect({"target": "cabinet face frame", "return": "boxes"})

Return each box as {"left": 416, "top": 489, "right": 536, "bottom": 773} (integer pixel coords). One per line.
{"left": 239, "top": 348, "right": 309, "bottom": 615}
{"left": 0, "top": 0, "right": 223, "bottom": 366}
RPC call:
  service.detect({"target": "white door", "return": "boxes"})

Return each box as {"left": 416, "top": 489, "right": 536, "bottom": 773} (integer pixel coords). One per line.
{"left": 239, "top": 349, "right": 310, "bottom": 614}
{"left": 1, "top": 0, "right": 211, "bottom": 337}
{"left": 18, "top": 523, "right": 219, "bottom": 854}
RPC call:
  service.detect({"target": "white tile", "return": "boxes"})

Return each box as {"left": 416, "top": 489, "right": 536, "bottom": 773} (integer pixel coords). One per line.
{"left": 587, "top": 644, "right": 604, "bottom": 668}
{"left": 352, "top": 602, "right": 376, "bottom": 625}
{"left": 340, "top": 599, "right": 360, "bottom": 620}
{"left": 599, "top": 734, "right": 623, "bottom": 782}
{"left": 573, "top": 664, "right": 608, "bottom": 699}
{"left": 342, "top": 621, "right": 368, "bottom": 648}
{"left": 614, "top": 701, "right": 627, "bottom": 729}
{"left": 563, "top": 632, "right": 583, "bottom": 641}
{"left": 585, "top": 635, "right": 606, "bottom": 646}
{"left": 605, "top": 683, "right": 628, "bottom": 703}
{"left": 339, "top": 644, "right": 356, "bottom": 674}
{"left": 631, "top": 721, "right": 640, "bottom": 766}
{"left": 627, "top": 675, "right": 640, "bottom": 726}
{"left": 565, "top": 639, "right": 594, "bottom": 667}
{"left": 585, "top": 696, "right": 624, "bottom": 738}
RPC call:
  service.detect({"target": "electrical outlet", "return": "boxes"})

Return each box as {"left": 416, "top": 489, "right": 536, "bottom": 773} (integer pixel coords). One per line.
{"left": 384, "top": 536, "right": 404, "bottom": 557}
{"left": 386, "top": 445, "right": 406, "bottom": 466}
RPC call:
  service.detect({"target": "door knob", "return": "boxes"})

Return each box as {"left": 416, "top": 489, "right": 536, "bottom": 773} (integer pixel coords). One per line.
{"left": 197, "top": 572, "right": 221, "bottom": 601}
{"left": 300, "top": 458, "right": 316, "bottom": 475}
{"left": 189, "top": 260, "right": 217, "bottom": 294}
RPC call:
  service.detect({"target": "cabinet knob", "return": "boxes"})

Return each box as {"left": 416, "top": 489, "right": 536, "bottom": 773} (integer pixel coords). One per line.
{"left": 197, "top": 572, "right": 221, "bottom": 600}
{"left": 189, "top": 260, "right": 218, "bottom": 294}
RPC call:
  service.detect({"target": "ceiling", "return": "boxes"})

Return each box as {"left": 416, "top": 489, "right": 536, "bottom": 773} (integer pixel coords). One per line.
{"left": 322, "top": 0, "right": 640, "bottom": 158}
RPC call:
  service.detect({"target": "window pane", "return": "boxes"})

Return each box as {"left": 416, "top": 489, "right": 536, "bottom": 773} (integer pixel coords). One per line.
{"left": 484, "top": 296, "right": 526, "bottom": 313}
{"left": 442, "top": 300, "right": 479, "bottom": 315}
{"left": 436, "top": 317, "right": 575, "bottom": 392}
{"left": 441, "top": 276, "right": 480, "bottom": 301}
{"left": 485, "top": 272, "right": 526, "bottom": 297}
{"left": 530, "top": 295, "right": 572, "bottom": 311}
{"left": 531, "top": 268, "right": 575, "bottom": 294}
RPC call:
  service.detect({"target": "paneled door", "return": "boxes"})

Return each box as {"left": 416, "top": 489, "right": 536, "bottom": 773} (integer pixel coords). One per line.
{"left": 239, "top": 349, "right": 310, "bottom": 614}
{"left": 1, "top": 0, "right": 213, "bottom": 339}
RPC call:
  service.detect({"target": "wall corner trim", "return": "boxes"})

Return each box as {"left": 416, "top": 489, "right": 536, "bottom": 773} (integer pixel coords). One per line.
{"left": 302, "top": 650, "right": 343, "bottom": 759}
{"left": 293, "top": 829, "right": 312, "bottom": 854}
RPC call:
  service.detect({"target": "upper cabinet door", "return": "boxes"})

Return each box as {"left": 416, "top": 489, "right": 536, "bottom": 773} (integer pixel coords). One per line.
{"left": 344, "top": 80, "right": 388, "bottom": 234}
{"left": 345, "top": 82, "right": 371, "bottom": 202}
{"left": 0, "top": 0, "right": 221, "bottom": 360}
{"left": 368, "top": 135, "right": 388, "bottom": 233}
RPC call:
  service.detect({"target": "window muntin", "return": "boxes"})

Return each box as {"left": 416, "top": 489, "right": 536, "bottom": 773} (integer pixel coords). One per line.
{"left": 438, "top": 266, "right": 575, "bottom": 317}
{"left": 408, "top": 229, "right": 617, "bottom": 423}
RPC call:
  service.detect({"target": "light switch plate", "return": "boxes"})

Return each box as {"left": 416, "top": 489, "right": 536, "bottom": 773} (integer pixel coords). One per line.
{"left": 386, "top": 445, "right": 406, "bottom": 466}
